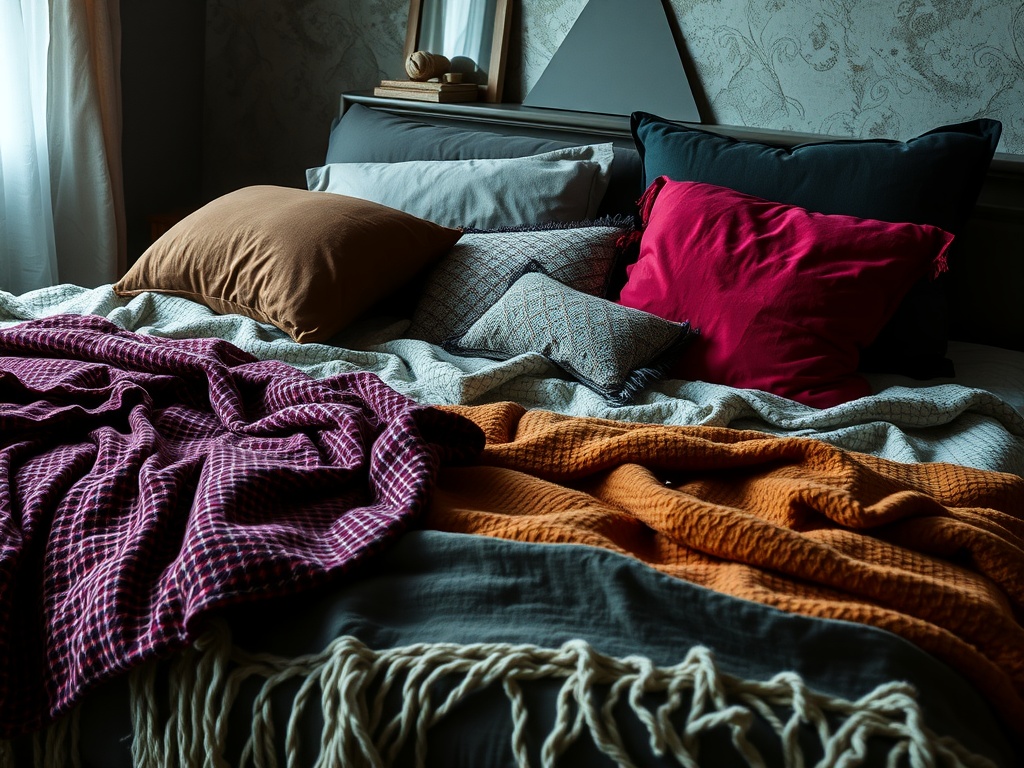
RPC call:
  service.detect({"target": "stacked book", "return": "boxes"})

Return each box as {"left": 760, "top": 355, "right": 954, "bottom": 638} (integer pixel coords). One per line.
{"left": 373, "top": 79, "right": 479, "bottom": 103}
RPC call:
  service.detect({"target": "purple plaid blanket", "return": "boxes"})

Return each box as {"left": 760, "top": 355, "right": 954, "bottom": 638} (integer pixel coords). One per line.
{"left": 0, "top": 314, "right": 483, "bottom": 735}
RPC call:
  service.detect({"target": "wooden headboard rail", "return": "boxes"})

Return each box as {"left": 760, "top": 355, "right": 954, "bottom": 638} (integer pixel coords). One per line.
{"left": 341, "top": 91, "right": 1024, "bottom": 351}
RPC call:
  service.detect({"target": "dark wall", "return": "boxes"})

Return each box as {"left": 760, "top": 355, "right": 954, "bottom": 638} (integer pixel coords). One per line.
{"left": 120, "top": 0, "right": 207, "bottom": 266}
{"left": 200, "top": 1, "right": 405, "bottom": 199}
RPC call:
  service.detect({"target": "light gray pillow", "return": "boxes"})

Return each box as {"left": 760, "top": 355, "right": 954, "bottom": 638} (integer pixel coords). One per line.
{"left": 305, "top": 144, "right": 615, "bottom": 229}
{"left": 409, "top": 224, "right": 626, "bottom": 343}
{"left": 324, "top": 103, "right": 643, "bottom": 218}
{"left": 447, "top": 271, "right": 694, "bottom": 405}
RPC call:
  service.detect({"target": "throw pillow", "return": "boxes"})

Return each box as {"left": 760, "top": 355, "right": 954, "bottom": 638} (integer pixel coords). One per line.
{"left": 409, "top": 223, "right": 627, "bottom": 343}
{"left": 630, "top": 111, "right": 1001, "bottom": 378}
{"left": 114, "top": 186, "right": 461, "bottom": 344}
{"left": 617, "top": 178, "right": 954, "bottom": 408}
{"left": 449, "top": 270, "right": 693, "bottom": 405}
{"left": 306, "top": 144, "right": 615, "bottom": 229}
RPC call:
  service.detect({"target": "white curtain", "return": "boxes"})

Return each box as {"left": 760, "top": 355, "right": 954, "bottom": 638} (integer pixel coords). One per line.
{"left": 417, "top": 0, "right": 494, "bottom": 81}
{"left": 443, "top": 0, "right": 487, "bottom": 63}
{"left": 0, "top": 0, "right": 125, "bottom": 296}
{"left": 0, "top": 0, "right": 58, "bottom": 294}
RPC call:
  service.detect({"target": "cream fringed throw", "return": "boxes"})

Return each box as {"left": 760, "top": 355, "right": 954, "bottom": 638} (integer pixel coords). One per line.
{"left": 3, "top": 621, "right": 996, "bottom": 768}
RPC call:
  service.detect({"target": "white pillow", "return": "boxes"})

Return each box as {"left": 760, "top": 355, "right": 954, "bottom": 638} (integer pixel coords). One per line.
{"left": 305, "top": 144, "right": 615, "bottom": 229}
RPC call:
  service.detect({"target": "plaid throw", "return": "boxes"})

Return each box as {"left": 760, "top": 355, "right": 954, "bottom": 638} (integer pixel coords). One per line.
{"left": 0, "top": 314, "right": 482, "bottom": 736}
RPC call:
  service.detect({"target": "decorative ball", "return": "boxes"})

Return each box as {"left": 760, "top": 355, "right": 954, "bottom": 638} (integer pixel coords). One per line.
{"left": 406, "top": 51, "right": 451, "bottom": 81}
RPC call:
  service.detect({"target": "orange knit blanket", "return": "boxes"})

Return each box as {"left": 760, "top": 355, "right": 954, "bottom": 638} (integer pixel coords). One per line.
{"left": 429, "top": 403, "right": 1024, "bottom": 736}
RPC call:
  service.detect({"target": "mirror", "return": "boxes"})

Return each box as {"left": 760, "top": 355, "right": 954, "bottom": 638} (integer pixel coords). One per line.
{"left": 404, "top": 0, "right": 512, "bottom": 103}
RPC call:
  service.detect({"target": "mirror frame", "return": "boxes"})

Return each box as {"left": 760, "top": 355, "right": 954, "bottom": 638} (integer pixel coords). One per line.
{"left": 404, "top": 0, "right": 512, "bottom": 103}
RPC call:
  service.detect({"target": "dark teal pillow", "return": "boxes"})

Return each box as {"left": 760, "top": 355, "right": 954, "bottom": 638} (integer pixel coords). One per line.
{"left": 630, "top": 112, "right": 1002, "bottom": 378}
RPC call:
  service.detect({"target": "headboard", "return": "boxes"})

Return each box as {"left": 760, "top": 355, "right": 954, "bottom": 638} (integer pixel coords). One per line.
{"left": 339, "top": 91, "right": 1024, "bottom": 352}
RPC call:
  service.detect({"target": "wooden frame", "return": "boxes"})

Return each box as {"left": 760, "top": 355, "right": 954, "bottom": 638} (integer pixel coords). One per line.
{"left": 404, "top": 0, "right": 512, "bottom": 103}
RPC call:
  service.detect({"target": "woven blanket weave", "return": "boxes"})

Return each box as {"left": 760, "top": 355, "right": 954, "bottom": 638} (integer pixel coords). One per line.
{"left": 0, "top": 315, "right": 482, "bottom": 736}
{"left": 431, "top": 402, "right": 1024, "bottom": 739}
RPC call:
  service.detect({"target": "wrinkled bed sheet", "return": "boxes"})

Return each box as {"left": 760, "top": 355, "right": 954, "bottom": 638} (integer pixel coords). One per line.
{"left": 3, "top": 285, "right": 1023, "bottom": 475}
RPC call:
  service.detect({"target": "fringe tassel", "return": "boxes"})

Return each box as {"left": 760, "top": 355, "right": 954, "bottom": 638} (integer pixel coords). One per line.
{"left": 932, "top": 245, "right": 951, "bottom": 279}
{"left": 128, "top": 622, "right": 996, "bottom": 768}
{"left": 0, "top": 708, "right": 80, "bottom": 768}
{"left": 612, "top": 321, "right": 697, "bottom": 406}
{"left": 1, "top": 621, "right": 999, "bottom": 768}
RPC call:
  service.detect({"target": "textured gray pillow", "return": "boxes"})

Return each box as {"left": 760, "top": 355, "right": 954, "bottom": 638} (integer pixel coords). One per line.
{"left": 306, "top": 144, "right": 614, "bottom": 229}
{"left": 448, "top": 271, "right": 693, "bottom": 405}
{"left": 408, "top": 224, "right": 626, "bottom": 343}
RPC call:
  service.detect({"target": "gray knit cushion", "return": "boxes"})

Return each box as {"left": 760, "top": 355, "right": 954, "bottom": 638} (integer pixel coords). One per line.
{"left": 409, "top": 225, "right": 624, "bottom": 344}
{"left": 448, "top": 271, "right": 693, "bottom": 404}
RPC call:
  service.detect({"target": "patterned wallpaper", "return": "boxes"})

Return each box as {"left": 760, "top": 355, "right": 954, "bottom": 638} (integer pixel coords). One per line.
{"left": 203, "top": 0, "right": 1023, "bottom": 193}
{"left": 203, "top": 0, "right": 408, "bottom": 193}
{"left": 514, "top": 0, "right": 1023, "bottom": 150}
{"left": 682, "top": 0, "right": 1023, "bottom": 148}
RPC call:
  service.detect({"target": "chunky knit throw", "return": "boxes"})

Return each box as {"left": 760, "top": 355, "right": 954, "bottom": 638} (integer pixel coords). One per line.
{"left": 431, "top": 402, "right": 1024, "bottom": 737}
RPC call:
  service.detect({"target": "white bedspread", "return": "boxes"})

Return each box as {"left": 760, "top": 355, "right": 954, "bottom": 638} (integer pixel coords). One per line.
{"left": 4, "top": 285, "right": 1023, "bottom": 475}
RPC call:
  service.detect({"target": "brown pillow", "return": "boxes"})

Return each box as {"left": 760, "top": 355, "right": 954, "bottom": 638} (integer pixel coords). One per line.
{"left": 114, "top": 185, "right": 462, "bottom": 343}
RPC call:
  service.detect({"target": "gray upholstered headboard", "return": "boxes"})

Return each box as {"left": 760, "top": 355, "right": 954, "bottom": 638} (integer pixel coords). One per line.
{"left": 338, "top": 91, "right": 1024, "bottom": 352}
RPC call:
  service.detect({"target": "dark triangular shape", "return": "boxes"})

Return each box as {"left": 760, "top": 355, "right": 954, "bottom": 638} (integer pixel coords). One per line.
{"left": 523, "top": 0, "right": 700, "bottom": 122}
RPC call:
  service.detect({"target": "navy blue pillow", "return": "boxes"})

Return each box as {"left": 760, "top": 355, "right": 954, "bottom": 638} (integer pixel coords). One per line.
{"left": 630, "top": 112, "right": 1002, "bottom": 378}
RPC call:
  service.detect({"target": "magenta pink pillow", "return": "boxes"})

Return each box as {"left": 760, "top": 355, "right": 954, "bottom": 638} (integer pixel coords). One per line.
{"left": 617, "top": 178, "right": 954, "bottom": 408}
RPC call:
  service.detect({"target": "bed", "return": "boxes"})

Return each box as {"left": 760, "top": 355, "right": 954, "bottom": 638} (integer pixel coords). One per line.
{"left": 1, "top": 94, "right": 1023, "bottom": 767}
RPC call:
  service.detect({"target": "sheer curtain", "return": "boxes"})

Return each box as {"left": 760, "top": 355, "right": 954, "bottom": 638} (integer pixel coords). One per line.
{"left": 420, "top": 0, "right": 492, "bottom": 76}
{"left": 0, "top": 0, "right": 58, "bottom": 294}
{"left": 443, "top": 0, "right": 487, "bottom": 62}
{"left": 0, "top": 0, "right": 125, "bottom": 296}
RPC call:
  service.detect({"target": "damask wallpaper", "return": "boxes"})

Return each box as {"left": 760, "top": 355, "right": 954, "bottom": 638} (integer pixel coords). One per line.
{"left": 203, "top": 0, "right": 1023, "bottom": 193}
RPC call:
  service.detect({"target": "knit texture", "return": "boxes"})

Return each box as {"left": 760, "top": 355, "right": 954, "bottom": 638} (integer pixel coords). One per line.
{"left": 449, "top": 271, "right": 693, "bottom": 405}
{"left": 409, "top": 225, "right": 624, "bottom": 343}
{"left": 432, "top": 402, "right": 1024, "bottom": 737}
